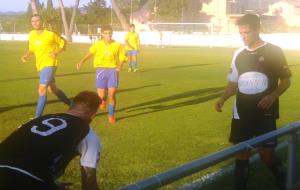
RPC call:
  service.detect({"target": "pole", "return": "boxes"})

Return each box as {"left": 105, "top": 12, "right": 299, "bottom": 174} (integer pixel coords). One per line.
{"left": 287, "top": 133, "right": 298, "bottom": 189}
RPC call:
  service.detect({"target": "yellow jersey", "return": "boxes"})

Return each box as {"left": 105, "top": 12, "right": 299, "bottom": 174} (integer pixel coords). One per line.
{"left": 89, "top": 40, "right": 127, "bottom": 68}
{"left": 124, "top": 31, "right": 140, "bottom": 50}
{"left": 28, "top": 29, "right": 65, "bottom": 71}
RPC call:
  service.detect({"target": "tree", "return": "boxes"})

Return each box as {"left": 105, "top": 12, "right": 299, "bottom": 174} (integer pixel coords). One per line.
{"left": 155, "top": 0, "right": 185, "bottom": 22}
{"left": 112, "top": 0, "right": 129, "bottom": 30}
{"left": 57, "top": 0, "right": 81, "bottom": 42}
{"left": 112, "top": 0, "right": 154, "bottom": 30}
{"left": 30, "top": 0, "right": 38, "bottom": 15}
{"left": 83, "top": 0, "right": 110, "bottom": 25}
{"left": 111, "top": 0, "right": 201, "bottom": 30}
{"left": 44, "top": 0, "right": 60, "bottom": 31}
{"left": 58, "top": 0, "right": 70, "bottom": 41}
{"left": 69, "top": 0, "right": 80, "bottom": 35}
{"left": 182, "top": 0, "right": 201, "bottom": 22}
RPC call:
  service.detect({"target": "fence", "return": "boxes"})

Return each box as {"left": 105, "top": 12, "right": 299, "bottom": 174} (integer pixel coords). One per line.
{"left": 120, "top": 121, "right": 300, "bottom": 190}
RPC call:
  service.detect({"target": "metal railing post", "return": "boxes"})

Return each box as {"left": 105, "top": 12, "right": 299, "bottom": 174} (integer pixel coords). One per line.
{"left": 287, "top": 133, "right": 298, "bottom": 189}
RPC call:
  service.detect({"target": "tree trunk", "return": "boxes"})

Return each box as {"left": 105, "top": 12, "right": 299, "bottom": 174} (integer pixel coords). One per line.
{"left": 30, "top": 0, "right": 38, "bottom": 14}
{"left": 112, "top": 0, "right": 154, "bottom": 31}
{"left": 69, "top": 0, "right": 80, "bottom": 36}
{"left": 131, "top": 0, "right": 154, "bottom": 24}
{"left": 111, "top": 0, "right": 129, "bottom": 30}
{"left": 58, "top": 0, "right": 72, "bottom": 41}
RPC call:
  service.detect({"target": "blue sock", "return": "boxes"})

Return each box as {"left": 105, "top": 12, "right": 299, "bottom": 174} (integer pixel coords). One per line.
{"left": 132, "top": 61, "right": 138, "bottom": 69}
{"left": 35, "top": 95, "right": 47, "bottom": 117}
{"left": 129, "top": 62, "right": 133, "bottom": 69}
{"left": 108, "top": 104, "right": 115, "bottom": 116}
{"left": 55, "top": 89, "right": 71, "bottom": 106}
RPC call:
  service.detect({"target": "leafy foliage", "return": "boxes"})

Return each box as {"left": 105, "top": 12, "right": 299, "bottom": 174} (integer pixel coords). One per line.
{"left": 83, "top": 0, "right": 111, "bottom": 25}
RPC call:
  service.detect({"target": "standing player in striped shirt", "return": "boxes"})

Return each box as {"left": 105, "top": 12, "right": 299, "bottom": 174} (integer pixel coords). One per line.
{"left": 125, "top": 24, "right": 140, "bottom": 72}
{"left": 21, "top": 14, "right": 71, "bottom": 118}
{"left": 215, "top": 14, "right": 291, "bottom": 190}
{"left": 77, "top": 25, "right": 127, "bottom": 124}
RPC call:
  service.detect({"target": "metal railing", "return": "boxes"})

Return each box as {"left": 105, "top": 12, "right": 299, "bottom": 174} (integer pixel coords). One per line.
{"left": 121, "top": 121, "right": 300, "bottom": 190}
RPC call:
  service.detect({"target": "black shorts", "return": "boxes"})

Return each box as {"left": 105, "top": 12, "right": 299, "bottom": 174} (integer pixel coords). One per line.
{"left": 0, "top": 167, "right": 58, "bottom": 190}
{"left": 229, "top": 118, "right": 277, "bottom": 147}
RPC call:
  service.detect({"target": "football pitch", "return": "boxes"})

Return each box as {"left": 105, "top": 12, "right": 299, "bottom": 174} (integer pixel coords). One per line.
{"left": 0, "top": 41, "right": 299, "bottom": 189}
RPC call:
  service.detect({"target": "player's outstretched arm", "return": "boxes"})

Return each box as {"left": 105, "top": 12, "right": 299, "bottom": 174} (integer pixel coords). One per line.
{"left": 77, "top": 53, "right": 93, "bottom": 70}
{"left": 80, "top": 166, "right": 99, "bottom": 190}
{"left": 215, "top": 82, "right": 237, "bottom": 112}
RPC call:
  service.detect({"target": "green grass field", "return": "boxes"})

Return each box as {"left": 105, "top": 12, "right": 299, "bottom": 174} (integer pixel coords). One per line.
{"left": 0, "top": 41, "right": 299, "bottom": 190}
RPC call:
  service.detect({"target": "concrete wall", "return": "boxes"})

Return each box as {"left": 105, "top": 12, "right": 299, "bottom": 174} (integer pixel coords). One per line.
{"left": 1, "top": 32, "right": 300, "bottom": 50}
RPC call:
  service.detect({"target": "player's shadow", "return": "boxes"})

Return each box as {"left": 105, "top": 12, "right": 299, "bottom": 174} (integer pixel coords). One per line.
{"left": 168, "top": 63, "right": 222, "bottom": 69}
{"left": 141, "top": 62, "right": 224, "bottom": 72}
{"left": 0, "top": 84, "right": 161, "bottom": 114}
{"left": 0, "top": 71, "right": 94, "bottom": 83}
{"left": 0, "top": 99, "right": 65, "bottom": 114}
{"left": 112, "top": 87, "right": 224, "bottom": 121}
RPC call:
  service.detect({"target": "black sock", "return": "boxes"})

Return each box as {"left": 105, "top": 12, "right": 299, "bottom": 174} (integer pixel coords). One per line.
{"left": 268, "top": 156, "right": 286, "bottom": 190}
{"left": 234, "top": 159, "right": 249, "bottom": 190}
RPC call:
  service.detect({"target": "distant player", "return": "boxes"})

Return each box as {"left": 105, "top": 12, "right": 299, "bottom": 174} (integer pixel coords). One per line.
{"left": 125, "top": 24, "right": 140, "bottom": 72}
{"left": 21, "top": 14, "right": 71, "bottom": 118}
{"left": 77, "top": 25, "right": 127, "bottom": 124}
{"left": 215, "top": 14, "right": 291, "bottom": 190}
{"left": 0, "top": 91, "right": 101, "bottom": 190}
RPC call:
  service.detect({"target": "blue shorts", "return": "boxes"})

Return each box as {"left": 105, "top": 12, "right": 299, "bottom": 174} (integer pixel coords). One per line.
{"left": 96, "top": 68, "right": 118, "bottom": 89}
{"left": 39, "top": 67, "right": 56, "bottom": 85}
{"left": 127, "top": 50, "right": 138, "bottom": 56}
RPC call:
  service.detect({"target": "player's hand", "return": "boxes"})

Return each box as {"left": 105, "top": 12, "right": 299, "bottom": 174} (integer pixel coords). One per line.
{"left": 115, "top": 67, "right": 121, "bottom": 72}
{"left": 76, "top": 63, "right": 82, "bottom": 71}
{"left": 215, "top": 98, "right": 224, "bottom": 112}
{"left": 49, "top": 52, "right": 57, "bottom": 59}
{"left": 21, "top": 55, "right": 28, "bottom": 63}
{"left": 257, "top": 93, "right": 277, "bottom": 109}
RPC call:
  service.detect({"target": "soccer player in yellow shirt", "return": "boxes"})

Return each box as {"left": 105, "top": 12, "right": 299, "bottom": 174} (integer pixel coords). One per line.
{"left": 125, "top": 24, "right": 140, "bottom": 72}
{"left": 21, "top": 14, "right": 71, "bottom": 118}
{"left": 77, "top": 25, "right": 127, "bottom": 124}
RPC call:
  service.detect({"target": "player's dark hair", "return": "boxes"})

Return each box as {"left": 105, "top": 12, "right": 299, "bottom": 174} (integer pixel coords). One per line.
{"left": 236, "top": 14, "right": 260, "bottom": 30}
{"left": 72, "top": 91, "right": 101, "bottom": 114}
{"left": 101, "top": 25, "right": 113, "bottom": 32}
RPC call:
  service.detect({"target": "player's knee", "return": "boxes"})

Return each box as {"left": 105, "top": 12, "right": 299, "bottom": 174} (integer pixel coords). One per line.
{"left": 38, "top": 86, "right": 47, "bottom": 95}
{"left": 48, "top": 85, "right": 57, "bottom": 94}
{"left": 259, "top": 148, "right": 274, "bottom": 166}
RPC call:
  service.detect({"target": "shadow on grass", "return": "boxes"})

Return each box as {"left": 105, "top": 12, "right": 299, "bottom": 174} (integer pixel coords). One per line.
{"left": 0, "top": 62, "right": 226, "bottom": 83}
{"left": 0, "top": 99, "right": 65, "bottom": 114}
{"left": 136, "top": 62, "right": 224, "bottom": 73}
{"left": 167, "top": 63, "right": 222, "bottom": 69}
{"left": 108, "top": 87, "right": 224, "bottom": 121}
{"left": 0, "top": 71, "right": 94, "bottom": 83}
{"left": 0, "top": 84, "right": 162, "bottom": 114}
